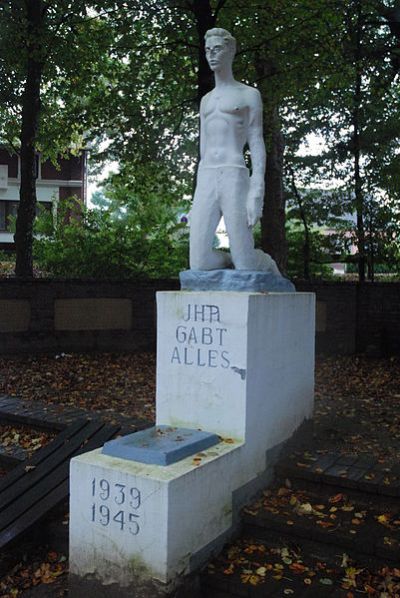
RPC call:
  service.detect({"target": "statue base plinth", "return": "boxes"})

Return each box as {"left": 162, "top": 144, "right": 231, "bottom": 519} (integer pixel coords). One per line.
{"left": 179, "top": 268, "right": 295, "bottom": 293}
{"left": 69, "top": 291, "right": 314, "bottom": 596}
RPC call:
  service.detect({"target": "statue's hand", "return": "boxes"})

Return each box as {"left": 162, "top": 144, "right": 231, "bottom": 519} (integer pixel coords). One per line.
{"left": 246, "top": 191, "right": 263, "bottom": 228}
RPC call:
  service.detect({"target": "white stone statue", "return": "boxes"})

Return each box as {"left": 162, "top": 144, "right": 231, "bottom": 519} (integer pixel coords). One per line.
{"left": 189, "top": 28, "right": 279, "bottom": 274}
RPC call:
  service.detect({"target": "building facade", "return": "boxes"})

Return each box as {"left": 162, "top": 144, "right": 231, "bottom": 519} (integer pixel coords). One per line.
{"left": 0, "top": 148, "right": 87, "bottom": 249}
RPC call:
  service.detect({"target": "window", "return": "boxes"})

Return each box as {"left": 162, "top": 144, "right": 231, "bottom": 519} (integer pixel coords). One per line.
{"left": 0, "top": 201, "right": 19, "bottom": 232}
{"left": 6, "top": 202, "right": 18, "bottom": 231}
{"left": 0, "top": 201, "right": 54, "bottom": 233}
{"left": 0, "top": 202, "right": 5, "bottom": 231}
{"left": 0, "top": 165, "right": 8, "bottom": 189}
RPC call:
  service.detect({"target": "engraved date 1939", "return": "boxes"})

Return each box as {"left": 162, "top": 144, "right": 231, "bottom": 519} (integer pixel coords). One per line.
{"left": 91, "top": 477, "right": 141, "bottom": 535}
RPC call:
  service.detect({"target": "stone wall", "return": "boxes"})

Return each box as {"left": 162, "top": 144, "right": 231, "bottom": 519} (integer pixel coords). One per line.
{"left": 0, "top": 279, "right": 179, "bottom": 354}
{"left": 0, "top": 279, "right": 399, "bottom": 355}
{"left": 296, "top": 281, "right": 400, "bottom": 356}
{"left": 296, "top": 281, "right": 358, "bottom": 355}
{"left": 355, "top": 282, "right": 400, "bottom": 355}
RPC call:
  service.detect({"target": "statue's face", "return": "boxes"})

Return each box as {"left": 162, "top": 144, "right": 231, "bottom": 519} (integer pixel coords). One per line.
{"left": 205, "top": 36, "right": 234, "bottom": 72}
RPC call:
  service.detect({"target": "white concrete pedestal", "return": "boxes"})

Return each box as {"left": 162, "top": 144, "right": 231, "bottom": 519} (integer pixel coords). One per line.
{"left": 69, "top": 291, "right": 315, "bottom": 596}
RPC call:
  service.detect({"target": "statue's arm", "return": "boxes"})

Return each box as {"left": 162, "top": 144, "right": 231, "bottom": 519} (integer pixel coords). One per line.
{"left": 247, "top": 89, "right": 266, "bottom": 227}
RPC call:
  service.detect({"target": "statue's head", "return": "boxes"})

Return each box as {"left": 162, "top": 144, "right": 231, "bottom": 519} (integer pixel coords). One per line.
{"left": 204, "top": 28, "right": 236, "bottom": 72}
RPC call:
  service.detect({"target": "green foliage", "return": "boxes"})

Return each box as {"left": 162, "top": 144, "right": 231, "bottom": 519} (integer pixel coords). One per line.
{"left": 363, "top": 194, "right": 400, "bottom": 273}
{"left": 3, "top": 0, "right": 400, "bottom": 279}
{"left": 87, "top": 2, "right": 201, "bottom": 190}
{"left": 0, "top": 1, "right": 136, "bottom": 160}
{"left": 34, "top": 193, "right": 189, "bottom": 279}
{"left": 287, "top": 0, "right": 400, "bottom": 280}
{"left": 285, "top": 222, "right": 339, "bottom": 280}
{"left": 346, "top": 261, "right": 399, "bottom": 275}
{"left": 0, "top": 249, "right": 13, "bottom": 263}
{"left": 90, "top": 191, "right": 110, "bottom": 211}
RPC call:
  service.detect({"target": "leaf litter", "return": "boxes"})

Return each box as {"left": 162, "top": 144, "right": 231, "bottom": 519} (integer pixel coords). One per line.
{"left": 0, "top": 549, "right": 68, "bottom": 597}
{"left": 0, "top": 424, "right": 56, "bottom": 459}
{"left": 1, "top": 354, "right": 400, "bottom": 594}
{"left": 0, "top": 352, "right": 156, "bottom": 423}
{"left": 208, "top": 536, "right": 400, "bottom": 595}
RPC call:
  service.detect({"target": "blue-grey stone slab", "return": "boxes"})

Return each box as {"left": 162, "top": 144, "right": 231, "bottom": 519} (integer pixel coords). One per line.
{"left": 180, "top": 269, "right": 296, "bottom": 293}
{"left": 102, "top": 426, "right": 220, "bottom": 466}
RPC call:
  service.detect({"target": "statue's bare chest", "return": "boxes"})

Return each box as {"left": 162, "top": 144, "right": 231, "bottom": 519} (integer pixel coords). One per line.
{"left": 203, "top": 89, "right": 249, "bottom": 121}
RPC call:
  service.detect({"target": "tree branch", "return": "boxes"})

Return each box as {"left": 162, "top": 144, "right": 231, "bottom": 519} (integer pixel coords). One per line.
{"left": 214, "top": 0, "right": 227, "bottom": 18}
{"left": 113, "top": 39, "right": 198, "bottom": 52}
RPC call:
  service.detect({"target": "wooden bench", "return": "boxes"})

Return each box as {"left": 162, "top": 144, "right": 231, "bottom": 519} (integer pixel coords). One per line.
{"left": 0, "top": 418, "right": 121, "bottom": 549}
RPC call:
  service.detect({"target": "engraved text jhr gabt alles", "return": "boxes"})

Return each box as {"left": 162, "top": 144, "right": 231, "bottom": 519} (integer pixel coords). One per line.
{"left": 170, "top": 304, "right": 230, "bottom": 368}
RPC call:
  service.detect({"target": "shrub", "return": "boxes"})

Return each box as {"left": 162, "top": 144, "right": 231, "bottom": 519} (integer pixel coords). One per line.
{"left": 34, "top": 197, "right": 189, "bottom": 279}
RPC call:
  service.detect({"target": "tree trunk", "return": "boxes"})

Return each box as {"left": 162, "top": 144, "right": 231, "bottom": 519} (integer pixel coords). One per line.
{"left": 367, "top": 209, "right": 375, "bottom": 282}
{"left": 352, "top": 0, "right": 365, "bottom": 282}
{"left": 254, "top": 54, "right": 287, "bottom": 272}
{"left": 14, "top": 0, "right": 45, "bottom": 278}
{"left": 192, "top": 0, "right": 215, "bottom": 106}
{"left": 288, "top": 164, "right": 310, "bottom": 280}
{"left": 262, "top": 106, "right": 287, "bottom": 272}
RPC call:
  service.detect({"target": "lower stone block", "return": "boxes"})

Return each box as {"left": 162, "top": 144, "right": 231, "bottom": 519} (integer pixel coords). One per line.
{"left": 70, "top": 441, "right": 244, "bottom": 593}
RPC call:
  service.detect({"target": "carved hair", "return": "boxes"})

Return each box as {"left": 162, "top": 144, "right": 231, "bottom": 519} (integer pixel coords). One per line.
{"left": 204, "top": 28, "right": 236, "bottom": 54}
